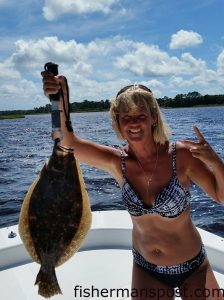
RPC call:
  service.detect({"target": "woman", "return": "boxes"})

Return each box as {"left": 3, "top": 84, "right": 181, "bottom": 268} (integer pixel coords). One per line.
{"left": 41, "top": 72, "right": 224, "bottom": 299}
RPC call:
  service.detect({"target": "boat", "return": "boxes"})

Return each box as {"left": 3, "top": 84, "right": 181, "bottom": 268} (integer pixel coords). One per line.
{"left": 0, "top": 210, "right": 224, "bottom": 299}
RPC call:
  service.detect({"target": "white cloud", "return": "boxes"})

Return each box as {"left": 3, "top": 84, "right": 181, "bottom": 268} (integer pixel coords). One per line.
{"left": 1, "top": 35, "right": 224, "bottom": 110}
{"left": 88, "top": 36, "right": 135, "bottom": 56}
{"left": 0, "top": 57, "right": 42, "bottom": 110}
{"left": 169, "top": 76, "right": 193, "bottom": 88}
{"left": 43, "top": 0, "right": 120, "bottom": 21}
{"left": 181, "top": 52, "right": 207, "bottom": 71}
{"left": 0, "top": 36, "right": 93, "bottom": 110}
{"left": 169, "top": 30, "right": 203, "bottom": 49}
{"left": 169, "top": 69, "right": 218, "bottom": 90}
{"left": 0, "top": 36, "right": 130, "bottom": 109}
{"left": 193, "top": 69, "right": 218, "bottom": 86}
{"left": 67, "top": 78, "right": 132, "bottom": 102}
{"left": 10, "top": 36, "right": 209, "bottom": 83}
{"left": 0, "top": 59, "right": 21, "bottom": 80}
{"left": 116, "top": 43, "right": 180, "bottom": 76}
{"left": 11, "top": 37, "right": 89, "bottom": 74}
{"left": 217, "top": 50, "right": 224, "bottom": 75}
{"left": 146, "top": 79, "right": 164, "bottom": 89}
{"left": 10, "top": 35, "right": 134, "bottom": 77}
{"left": 143, "top": 79, "right": 164, "bottom": 97}
{"left": 115, "top": 43, "right": 206, "bottom": 77}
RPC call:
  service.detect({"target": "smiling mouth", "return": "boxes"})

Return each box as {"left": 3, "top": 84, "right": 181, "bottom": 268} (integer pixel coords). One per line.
{"left": 129, "top": 129, "right": 142, "bottom": 134}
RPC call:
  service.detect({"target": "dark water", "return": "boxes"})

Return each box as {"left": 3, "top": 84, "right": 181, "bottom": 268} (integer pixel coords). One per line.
{"left": 0, "top": 107, "right": 224, "bottom": 237}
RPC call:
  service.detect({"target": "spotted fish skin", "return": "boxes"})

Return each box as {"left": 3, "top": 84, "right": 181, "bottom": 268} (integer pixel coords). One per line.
{"left": 19, "top": 145, "right": 92, "bottom": 298}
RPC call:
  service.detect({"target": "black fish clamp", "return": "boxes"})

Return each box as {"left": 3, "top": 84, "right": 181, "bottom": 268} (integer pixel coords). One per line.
{"left": 44, "top": 62, "right": 63, "bottom": 144}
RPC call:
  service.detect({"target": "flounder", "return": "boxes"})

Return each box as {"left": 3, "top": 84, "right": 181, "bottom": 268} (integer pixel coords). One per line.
{"left": 19, "top": 145, "right": 92, "bottom": 298}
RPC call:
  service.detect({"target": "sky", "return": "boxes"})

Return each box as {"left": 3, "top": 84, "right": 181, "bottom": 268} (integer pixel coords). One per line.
{"left": 0, "top": 0, "right": 224, "bottom": 110}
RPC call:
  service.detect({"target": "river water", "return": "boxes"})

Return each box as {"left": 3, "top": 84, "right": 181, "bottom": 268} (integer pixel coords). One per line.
{"left": 0, "top": 106, "right": 224, "bottom": 237}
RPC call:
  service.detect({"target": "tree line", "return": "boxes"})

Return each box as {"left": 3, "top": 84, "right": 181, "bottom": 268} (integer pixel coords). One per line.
{"left": 157, "top": 92, "right": 224, "bottom": 107}
{"left": 1, "top": 92, "right": 224, "bottom": 116}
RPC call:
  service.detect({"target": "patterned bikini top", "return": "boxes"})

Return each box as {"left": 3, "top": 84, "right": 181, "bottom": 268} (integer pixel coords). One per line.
{"left": 121, "top": 143, "right": 190, "bottom": 218}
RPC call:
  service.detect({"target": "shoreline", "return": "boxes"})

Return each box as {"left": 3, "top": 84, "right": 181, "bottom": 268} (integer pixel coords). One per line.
{"left": 0, "top": 115, "right": 25, "bottom": 120}
{"left": 1, "top": 104, "right": 224, "bottom": 118}
{"left": 162, "top": 104, "right": 224, "bottom": 109}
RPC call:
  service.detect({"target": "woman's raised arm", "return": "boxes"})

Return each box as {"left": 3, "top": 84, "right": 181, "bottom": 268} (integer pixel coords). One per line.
{"left": 41, "top": 71, "right": 121, "bottom": 177}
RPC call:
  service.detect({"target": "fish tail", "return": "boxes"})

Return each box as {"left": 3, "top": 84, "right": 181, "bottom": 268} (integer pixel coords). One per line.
{"left": 35, "top": 265, "right": 62, "bottom": 298}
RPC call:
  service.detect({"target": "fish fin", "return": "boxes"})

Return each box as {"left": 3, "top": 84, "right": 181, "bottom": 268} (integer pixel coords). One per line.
{"left": 18, "top": 166, "right": 46, "bottom": 264}
{"left": 55, "top": 159, "right": 92, "bottom": 267}
{"left": 35, "top": 265, "right": 62, "bottom": 298}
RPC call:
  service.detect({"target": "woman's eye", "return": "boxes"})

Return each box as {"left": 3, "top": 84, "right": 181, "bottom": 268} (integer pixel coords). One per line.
{"left": 139, "top": 115, "right": 147, "bottom": 119}
{"left": 121, "top": 114, "right": 147, "bottom": 121}
{"left": 122, "top": 116, "right": 131, "bottom": 121}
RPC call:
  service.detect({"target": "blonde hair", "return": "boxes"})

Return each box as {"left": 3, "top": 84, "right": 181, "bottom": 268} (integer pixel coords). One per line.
{"left": 109, "top": 85, "right": 171, "bottom": 145}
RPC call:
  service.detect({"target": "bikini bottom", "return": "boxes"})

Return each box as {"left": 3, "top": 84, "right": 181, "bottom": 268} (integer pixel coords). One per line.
{"left": 132, "top": 244, "right": 206, "bottom": 288}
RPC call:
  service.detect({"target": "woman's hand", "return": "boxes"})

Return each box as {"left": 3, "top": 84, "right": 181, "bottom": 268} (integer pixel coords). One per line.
{"left": 182, "top": 125, "right": 222, "bottom": 168}
{"left": 41, "top": 71, "right": 64, "bottom": 98}
{"left": 182, "top": 125, "right": 224, "bottom": 203}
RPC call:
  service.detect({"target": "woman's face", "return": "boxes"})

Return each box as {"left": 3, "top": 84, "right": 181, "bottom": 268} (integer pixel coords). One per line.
{"left": 118, "top": 104, "right": 155, "bottom": 142}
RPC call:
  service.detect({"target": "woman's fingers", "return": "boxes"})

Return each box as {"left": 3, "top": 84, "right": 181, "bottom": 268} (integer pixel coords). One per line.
{"left": 182, "top": 125, "right": 208, "bottom": 148}
{"left": 182, "top": 125, "right": 213, "bottom": 163}
{"left": 189, "top": 143, "right": 209, "bottom": 154}
{"left": 183, "top": 126, "right": 220, "bottom": 166}
{"left": 193, "top": 125, "right": 206, "bottom": 143}
{"left": 41, "top": 71, "right": 61, "bottom": 97}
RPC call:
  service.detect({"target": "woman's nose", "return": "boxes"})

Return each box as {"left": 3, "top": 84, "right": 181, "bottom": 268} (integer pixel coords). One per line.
{"left": 129, "top": 116, "right": 140, "bottom": 124}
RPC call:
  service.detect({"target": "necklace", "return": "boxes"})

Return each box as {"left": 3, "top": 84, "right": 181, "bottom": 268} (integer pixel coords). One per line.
{"left": 135, "top": 145, "right": 159, "bottom": 199}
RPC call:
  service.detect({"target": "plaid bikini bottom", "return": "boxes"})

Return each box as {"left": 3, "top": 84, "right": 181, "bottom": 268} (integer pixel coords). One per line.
{"left": 132, "top": 244, "right": 206, "bottom": 288}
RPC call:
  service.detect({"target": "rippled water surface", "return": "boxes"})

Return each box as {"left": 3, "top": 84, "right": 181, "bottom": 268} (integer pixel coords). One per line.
{"left": 0, "top": 107, "right": 224, "bottom": 237}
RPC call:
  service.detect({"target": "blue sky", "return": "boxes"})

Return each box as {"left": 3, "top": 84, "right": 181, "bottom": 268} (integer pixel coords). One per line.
{"left": 0, "top": 0, "right": 224, "bottom": 110}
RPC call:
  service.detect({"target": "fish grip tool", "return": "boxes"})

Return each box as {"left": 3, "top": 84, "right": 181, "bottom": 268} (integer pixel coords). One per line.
{"left": 44, "top": 62, "right": 73, "bottom": 146}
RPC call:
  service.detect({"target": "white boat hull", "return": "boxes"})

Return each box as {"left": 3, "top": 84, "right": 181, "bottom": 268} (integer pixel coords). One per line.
{"left": 0, "top": 210, "right": 224, "bottom": 299}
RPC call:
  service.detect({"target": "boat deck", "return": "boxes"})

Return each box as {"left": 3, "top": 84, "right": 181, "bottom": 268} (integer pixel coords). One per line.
{"left": 0, "top": 211, "right": 224, "bottom": 299}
